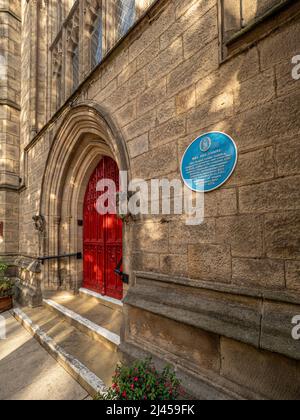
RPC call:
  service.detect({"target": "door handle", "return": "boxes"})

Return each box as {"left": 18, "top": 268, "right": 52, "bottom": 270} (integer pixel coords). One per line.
{"left": 114, "top": 258, "right": 129, "bottom": 284}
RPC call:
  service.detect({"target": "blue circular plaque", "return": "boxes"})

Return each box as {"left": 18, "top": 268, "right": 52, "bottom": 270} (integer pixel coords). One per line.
{"left": 181, "top": 132, "right": 238, "bottom": 193}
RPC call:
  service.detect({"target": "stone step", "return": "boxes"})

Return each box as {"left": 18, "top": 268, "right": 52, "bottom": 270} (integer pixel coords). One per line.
{"left": 12, "top": 305, "right": 121, "bottom": 397}
{"left": 44, "top": 291, "right": 123, "bottom": 331}
{"left": 43, "top": 299, "right": 120, "bottom": 351}
{"left": 79, "top": 288, "right": 123, "bottom": 312}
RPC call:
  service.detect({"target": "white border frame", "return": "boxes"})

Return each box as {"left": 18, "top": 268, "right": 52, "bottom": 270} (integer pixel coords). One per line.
{"left": 180, "top": 131, "right": 238, "bottom": 193}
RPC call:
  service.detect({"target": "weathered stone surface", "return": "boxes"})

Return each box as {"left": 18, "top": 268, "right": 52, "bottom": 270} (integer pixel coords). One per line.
{"left": 286, "top": 261, "right": 300, "bottom": 291}
{"left": 221, "top": 337, "right": 300, "bottom": 400}
{"left": 136, "top": 39, "right": 160, "bottom": 70}
{"left": 216, "top": 215, "right": 264, "bottom": 258}
{"left": 123, "top": 109, "right": 156, "bottom": 140}
{"left": 175, "top": 0, "right": 214, "bottom": 20}
{"left": 229, "top": 147, "right": 275, "bottom": 186}
{"left": 265, "top": 211, "right": 300, "bottom": 259}
{"left": 127, "top": 133, "right": 149, "bottom": 158}
{"left": 131, "top": 142, "right": 178, "bottom": 179}
{"left": 187, "top": 91, "right": 233, "bottom": 133}
{"left": 133, "top": 221, "right": 169, "bottom": 253}
{"left": 239, "top": 177, "right": 300, "bottom": 214}
{"left": 234, "top": 69, "right": 276, "bottom": 113}
{"left": 128, "top": 4, "right": 176, "bottom": 62}
{"left": 132, "top": 252, "right": 160, "bottom": 272}
{"left": 146, "top": 38, "right": 183, "bottom": 81}
{"left": 233, "top": 91, "right": 300, "bottom": 152}
{"left": 276, "top": 138, "right": 300, "bottom": 177}
{"left": 176, "top": 85, "right": 195, "bottom": 115}
{"left": 156, "top": 98, "right": 176, "bottom": 124}
{"left": 232, "top": 258, "right": 285, "bottom": 289}
{"left": 261, "top": 300, "right": 300, "bottom": 361}
{"left": 136, "top": 78, "right": 166, "bottom": 117}
{"left": 276, "top": 59, "right": 300, "bottom": 97}
{"left": 149, "top": 115, "right": 186, "bottom": 149}
{"left": 169, "top": 217, "right": 215, "bottom": 246}
{"left": 259, "top": 19, "right": 300, "bottom": 70}
{"left": 167, "top": 39, "right": 219, "bottom": 96}
{"left": 128, "top": 306, "right": 221, "bottom": 372}
{"left": 114, "top": 100, "right": 136, "bottom": 127}
{"left": 204, "top": 188, "right": 238, "bottom": 217}
{"left": 167, "top": 0, "right": 216, "bottom": 49}
{"left": 125, "top": 275, "right": 262, "bottom": 347}
{"left": 160, "top": 254, "right": 188, "bottom": 277}
{"left": 188, "top": 244, "right": 232, "bottom": 283}
{"left": 183, "top": 6, "right": 218, "bottom": 59}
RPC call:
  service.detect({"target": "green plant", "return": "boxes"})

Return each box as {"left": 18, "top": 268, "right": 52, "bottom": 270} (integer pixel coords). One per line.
{"left": 0, "top": 262, "right": 8, "bottom": 276}
{"left": 96, "top": 357, "right": 184, "bottom": 401}
{"left": 0, "top": 264, "right": 13, "bottom": 297}
{"left": 0, "top": 278, "right": 13, "bottom": 297}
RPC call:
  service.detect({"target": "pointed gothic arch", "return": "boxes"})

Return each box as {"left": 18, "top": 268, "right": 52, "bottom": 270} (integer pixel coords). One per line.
{"left": 40, "top": 102, "right": 131, "bottom": 290}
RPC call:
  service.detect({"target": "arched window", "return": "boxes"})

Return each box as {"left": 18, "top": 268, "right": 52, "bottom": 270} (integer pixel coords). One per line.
{"left": 91, "top": 12, "right": 102, "bottom": 68}
{"left": 116, "top": 0, "right": 136, "bottom": 40}
{"left": 72, "top": 44, "right": 79, "bottom": 90}
{"left": 56, "top": 0, "right": 63, "bottom": 32}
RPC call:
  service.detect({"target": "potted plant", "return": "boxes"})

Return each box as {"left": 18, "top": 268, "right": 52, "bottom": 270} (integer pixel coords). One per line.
{"left": 96, "top": 357, "right": 184, "bottom": 400}
{"left": 0, "top": 263, "right": 13, "bottom": 313}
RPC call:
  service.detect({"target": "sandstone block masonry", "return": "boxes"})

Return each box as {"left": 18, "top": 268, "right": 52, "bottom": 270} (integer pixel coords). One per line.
{"left": 1, "top": 0, "right": 300, "bottom": 399}
{"left": 0, "top": 0, "right": 21, "bottom": 256}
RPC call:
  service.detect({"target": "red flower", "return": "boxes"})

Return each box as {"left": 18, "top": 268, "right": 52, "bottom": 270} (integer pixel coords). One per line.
{"left": 130, "top": 384, "right": 135, "bottom": 390}
{"left": 134, "top": 377, "right": 139, "bottom": 382}
{"left": 122, "top": 391, "right": 127, "bottom": 398}
{"left": 112, "top": 383, "right": 117, "bottom": 389}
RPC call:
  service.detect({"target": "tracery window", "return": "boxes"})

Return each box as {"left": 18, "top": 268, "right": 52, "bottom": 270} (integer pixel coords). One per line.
{"left": 52, "top": 40, "right": 63, "bottom": 110}
{"left": 66, "top": 7, "right": 80, "bottom": 92}
{"left": 115, "top": 0, "right": 136, "bottom": 40}
{"left": 72, "top": 44, "right": 79, "bottom": 89}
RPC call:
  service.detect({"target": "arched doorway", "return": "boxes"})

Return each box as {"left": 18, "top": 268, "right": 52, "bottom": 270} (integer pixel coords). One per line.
{"left": 83, "top": 156, "right": 123, "bottom": 300}
{"left": 39, "top": 103, "right": 131, "bottom": 293}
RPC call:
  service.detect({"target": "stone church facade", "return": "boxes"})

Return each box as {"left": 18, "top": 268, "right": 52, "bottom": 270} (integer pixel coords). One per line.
{"left": 0, "top": 0, "right": 300, "bottom": 399}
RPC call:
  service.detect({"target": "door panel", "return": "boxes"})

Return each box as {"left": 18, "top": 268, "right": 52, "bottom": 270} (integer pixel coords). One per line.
{"left": 83, "top": 156, "right": 123, "bottom": 299}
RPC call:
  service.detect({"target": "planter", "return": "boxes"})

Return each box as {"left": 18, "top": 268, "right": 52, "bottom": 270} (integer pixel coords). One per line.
{"left": 0, "top": 295, "right": 13, "bottom": 313}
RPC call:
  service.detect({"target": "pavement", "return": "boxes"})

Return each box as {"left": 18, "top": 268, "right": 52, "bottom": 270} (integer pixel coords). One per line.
{"left": 0, "top": 311, "right": 91, "bottom": 400}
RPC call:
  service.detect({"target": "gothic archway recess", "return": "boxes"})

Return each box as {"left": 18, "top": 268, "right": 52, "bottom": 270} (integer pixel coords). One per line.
{"left": 40, "top": 102, "right": 131, "bottom": 290}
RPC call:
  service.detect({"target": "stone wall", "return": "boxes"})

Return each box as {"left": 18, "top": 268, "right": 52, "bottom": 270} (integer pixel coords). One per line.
{"left": 0, "top": 0, "right": 21, "bottom": 256}
{"left": 4, "top": 0, "right": 300, "bottom": 399}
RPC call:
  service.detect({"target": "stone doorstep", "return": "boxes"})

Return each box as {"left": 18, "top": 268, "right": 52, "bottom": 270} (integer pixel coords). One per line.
{"left": 12, "top": 308, "right": 108, "bottom": 398}
{"left": 79, "top": 288, "right": 123, "bottom": 312}
{"left": 43, "top": 299, "right": 121, "bottom": 352}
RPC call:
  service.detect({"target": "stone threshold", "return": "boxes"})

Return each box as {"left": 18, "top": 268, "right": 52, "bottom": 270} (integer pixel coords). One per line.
{"left": 12, "top": 308, "right": 107, "bottom": 398}
{"left": 79, "top": 287, "right": 123, "bottom": 311}
{"left": 43, "top": 299, "right": 120, "bottom": 349}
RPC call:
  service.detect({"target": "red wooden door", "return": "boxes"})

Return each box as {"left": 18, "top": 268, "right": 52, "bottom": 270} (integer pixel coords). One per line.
{"left": 83, "top": 156, "right": 123, "bottom": 300}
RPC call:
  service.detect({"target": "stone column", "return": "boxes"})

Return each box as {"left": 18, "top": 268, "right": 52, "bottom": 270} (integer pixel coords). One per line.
{"left": 0, "top": 0, "right": 21, "bottom": 257}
